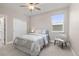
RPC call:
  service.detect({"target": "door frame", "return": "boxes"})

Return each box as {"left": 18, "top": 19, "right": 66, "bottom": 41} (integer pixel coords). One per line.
{"left": 4, "top": 16, "right": 7, "bottom": 45}
{"left": 0, "top": 15, "right": 7, "bottom": 45}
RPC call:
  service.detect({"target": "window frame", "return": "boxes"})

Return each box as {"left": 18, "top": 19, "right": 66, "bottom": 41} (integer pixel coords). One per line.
{"left": 51, "top": 12, "right": 65, "bottom": 32}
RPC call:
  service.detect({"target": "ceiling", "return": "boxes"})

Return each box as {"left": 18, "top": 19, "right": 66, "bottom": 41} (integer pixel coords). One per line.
{"left": 0, "top": 3, "right": 71, "bottom": 16}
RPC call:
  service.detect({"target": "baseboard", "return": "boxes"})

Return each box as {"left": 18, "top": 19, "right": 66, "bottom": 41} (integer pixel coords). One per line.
{"left": 6, "top": 41, "right": 13, "bottom": 45}
{"left": 70, "top": 47, "right": 77, "bottom": 56}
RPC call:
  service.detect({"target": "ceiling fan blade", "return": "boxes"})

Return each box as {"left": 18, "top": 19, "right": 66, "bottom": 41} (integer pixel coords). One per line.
{"left": 29, "top": 3, "right": 34, "bottom": 5}
{"left": 34, "top": 3, "right": 39, "bottom": 5}
{"left": 20, "top": 5, "right": 27, "bottom": 7}
{"left": 35, "top": 7, "right": 41, "bottom": 10}
{"left": 29, "top": 3, "right": 39, "bottom": 5}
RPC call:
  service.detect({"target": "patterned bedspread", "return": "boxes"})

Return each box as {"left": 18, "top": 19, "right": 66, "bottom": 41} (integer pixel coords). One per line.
{"left": 13, "top": 33, "right": 48, "bottom": 56}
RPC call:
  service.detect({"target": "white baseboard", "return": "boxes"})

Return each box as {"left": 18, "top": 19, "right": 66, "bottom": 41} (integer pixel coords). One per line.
{"left": 70, "top": 47, "right": 77, "bottom": 56}
{"left": 6, "top": 41, "right": 13, "bottom": 45}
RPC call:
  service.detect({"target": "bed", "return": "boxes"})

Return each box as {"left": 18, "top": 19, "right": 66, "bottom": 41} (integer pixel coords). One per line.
{"left": 13, "top": 30, "right": 49, "bottom": 56}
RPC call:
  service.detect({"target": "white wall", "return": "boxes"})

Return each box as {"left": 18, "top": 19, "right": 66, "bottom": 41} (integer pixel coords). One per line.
{"left": 69, "top": 4, "right": 79, "bottom": 55}
{"left": 30, "top": 8, "right": 69, "bottom": 40}
{"left": 0, "top": 5, "right": 28, "bottom": 43}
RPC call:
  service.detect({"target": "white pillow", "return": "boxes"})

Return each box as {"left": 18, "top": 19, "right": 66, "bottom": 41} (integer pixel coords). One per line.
{"left": 35, "top": 29, "right": 42, "bottom": 34}
{"left": 41, "top": 30, "right": 48, "bottom": 34}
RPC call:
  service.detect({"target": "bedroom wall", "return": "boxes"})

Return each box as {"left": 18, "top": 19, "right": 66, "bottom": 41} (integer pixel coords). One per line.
{"left": 69, "top": 4, "right": 79, "bottom": 55}
{"left": 0, "top": 5, "right": 28, "bottom": 43}
{"left": 30, "top": 8, "right": 69, "bottom": 41}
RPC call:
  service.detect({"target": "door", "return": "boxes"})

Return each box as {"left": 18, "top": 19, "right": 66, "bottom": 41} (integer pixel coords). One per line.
{"left": 13, "top": 18, "right": 27, "bottom": 40}
{"left": 0, "top": 16, "right": 4, "bottom": 46}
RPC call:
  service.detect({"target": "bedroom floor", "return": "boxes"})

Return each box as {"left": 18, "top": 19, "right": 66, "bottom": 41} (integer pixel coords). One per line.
{"left": 40, "top": 43, "right": 73, "bottom": 56}
{"left": 0, "top": 43, "right": 73, "bottom": 56}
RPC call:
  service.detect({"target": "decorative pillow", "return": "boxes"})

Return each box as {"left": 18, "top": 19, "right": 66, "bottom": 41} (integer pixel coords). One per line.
{"left": 41, "top": 30, "right": 48, "bottom": 34}
{"left": 35, "top": 29, "right": 42, "bottom": 34}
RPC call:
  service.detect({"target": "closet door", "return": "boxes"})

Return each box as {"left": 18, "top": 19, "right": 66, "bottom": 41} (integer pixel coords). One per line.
{"left": 0, "top": 16, "right": 4, "bottom": 46}
{"left": 13, "top": 18, "right": 27, "bottom": 40}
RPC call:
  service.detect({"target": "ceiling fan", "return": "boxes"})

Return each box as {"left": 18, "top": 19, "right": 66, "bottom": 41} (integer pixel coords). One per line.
{"left": 20, "top": 3, "right": 41, "bottom": 11}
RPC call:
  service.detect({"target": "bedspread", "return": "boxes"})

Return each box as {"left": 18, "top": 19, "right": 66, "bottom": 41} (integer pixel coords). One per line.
{"left": 13, "top": 34, "right": 48, "bottom": 56}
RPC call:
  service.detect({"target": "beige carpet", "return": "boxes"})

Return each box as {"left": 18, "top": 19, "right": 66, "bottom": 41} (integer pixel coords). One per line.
{"left": 0, "top": 44, "right": 27, "bottom": 56}
{"left": 40, "top": 44, "right": 73, "bottom": 56}
{"left": 0, "top": 43, "right": 73, "bottom": 56}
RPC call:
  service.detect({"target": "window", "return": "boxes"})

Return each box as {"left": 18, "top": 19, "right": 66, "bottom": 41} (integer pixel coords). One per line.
{"left": 51, "top": 13, "right": 64, "bottom": 32}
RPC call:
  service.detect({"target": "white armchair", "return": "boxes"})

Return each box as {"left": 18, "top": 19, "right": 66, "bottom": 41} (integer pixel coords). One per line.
{"left": 54, "top": 34, "right": 69, "bottom": 48}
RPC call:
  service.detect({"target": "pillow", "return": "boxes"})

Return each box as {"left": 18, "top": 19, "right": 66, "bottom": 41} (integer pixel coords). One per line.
{"left": 34, "top": 29, "right": 48, "bottom": 34}
{"left": 35, "top": 29, "right": 42, "bottom": 34}
{"left": 41, "top": 30, "right": 48, "bottom": 34}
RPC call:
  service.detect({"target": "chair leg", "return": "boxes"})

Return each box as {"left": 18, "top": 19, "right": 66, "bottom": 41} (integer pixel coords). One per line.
{"left": 61, "top": 43, "right": 64, "bottom": 48}
{"left": 65, "top": 42, "right": 67, "bottom": 47}
{"left": 54, "top": 40, "right": 56, "bottom": 45}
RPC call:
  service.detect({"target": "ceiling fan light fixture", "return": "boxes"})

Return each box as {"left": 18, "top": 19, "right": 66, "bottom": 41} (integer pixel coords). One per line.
{"left": 20, "top": 3, "right": 40, "bottom": 11}
{"left": 28, "top": 5, "right": 35, "bottom": 10}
